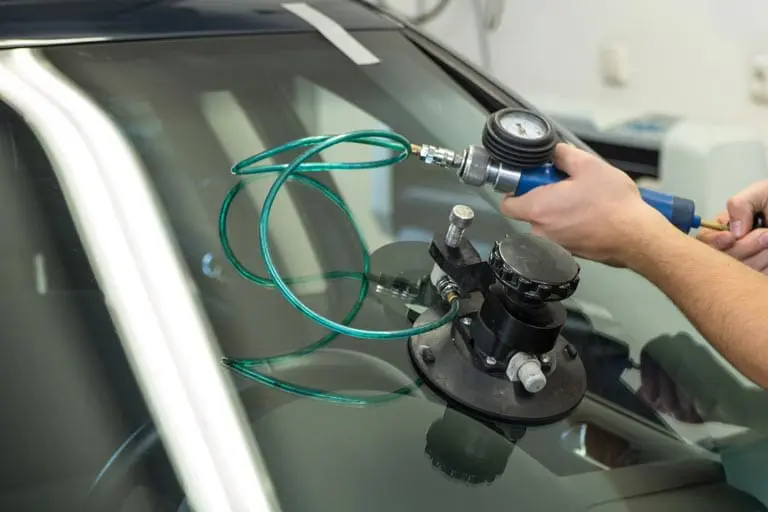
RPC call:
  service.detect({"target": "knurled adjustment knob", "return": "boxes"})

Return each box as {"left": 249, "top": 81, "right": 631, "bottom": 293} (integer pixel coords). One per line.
{"left": 489, "top": 234, "right": 580, "bottom": 302}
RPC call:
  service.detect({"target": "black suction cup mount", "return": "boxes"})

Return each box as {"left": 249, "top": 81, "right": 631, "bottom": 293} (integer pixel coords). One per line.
{"left": 408, "top": 208, "right": 587, "bottom": 425}
{"left": 482, "top": 108, "right": 557, "bottom": 169}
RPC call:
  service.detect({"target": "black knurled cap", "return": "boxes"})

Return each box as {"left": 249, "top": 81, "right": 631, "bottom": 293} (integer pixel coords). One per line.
{"left": 489, "top": 235, "right": 580, "bottom": 302}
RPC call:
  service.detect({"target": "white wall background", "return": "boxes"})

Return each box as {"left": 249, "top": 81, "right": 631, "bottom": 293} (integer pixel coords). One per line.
{"left": 405, "top": 0, "right": 768, "bottom": 141}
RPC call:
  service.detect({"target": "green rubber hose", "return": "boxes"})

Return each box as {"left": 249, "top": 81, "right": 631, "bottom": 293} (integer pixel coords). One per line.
{"left": 219, "top": 130, "right": 459, "bottom": 404}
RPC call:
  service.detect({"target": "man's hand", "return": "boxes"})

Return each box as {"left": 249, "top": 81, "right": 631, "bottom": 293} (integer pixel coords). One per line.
{"left": 500, "top": 143, "right": 668, "bottom": 266}
{"left": 637, "top": 349, "right": 704, "bottom": 424}
{"left": 696, "top": 180, "right": 768, "bottom": 274}
{"left": 499, "top": 144, "right": 768, "bottom": 388}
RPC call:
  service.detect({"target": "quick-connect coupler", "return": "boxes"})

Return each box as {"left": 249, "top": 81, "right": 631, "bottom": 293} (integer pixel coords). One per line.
{"left": 417, "top": 144, "right": 525, "bottom": 195}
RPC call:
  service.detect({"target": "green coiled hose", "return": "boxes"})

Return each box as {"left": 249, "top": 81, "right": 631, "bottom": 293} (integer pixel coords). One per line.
{"left": 219, "top": 130, "right": 459, "bottom": 405}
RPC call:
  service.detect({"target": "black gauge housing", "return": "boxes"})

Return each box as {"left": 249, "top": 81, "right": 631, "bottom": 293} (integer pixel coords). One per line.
{"left": 482, "top": 108, "right": 557, "bottom": 168}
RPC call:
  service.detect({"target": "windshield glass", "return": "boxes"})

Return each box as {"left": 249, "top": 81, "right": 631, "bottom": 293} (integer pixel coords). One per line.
{"left": 0, "top": 101, "right": 181, "bottom": 511}
{"left": 39, "top": 30, "right": 767, "bottom": 510}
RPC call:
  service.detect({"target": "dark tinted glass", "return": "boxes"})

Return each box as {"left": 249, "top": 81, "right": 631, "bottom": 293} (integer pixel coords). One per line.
{"left": 0, "top": 103, "right": 182, "bottom": 511}
{"left": 39, "top": 30, "right": 765, "bottom": 511}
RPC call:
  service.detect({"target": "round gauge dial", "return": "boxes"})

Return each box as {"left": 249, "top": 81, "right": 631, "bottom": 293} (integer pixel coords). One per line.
{"left": 498, "top": 111, "right": 550, "bottom": 141}
{"left": 482, "top": 108, "right": 558, "bottom": 168}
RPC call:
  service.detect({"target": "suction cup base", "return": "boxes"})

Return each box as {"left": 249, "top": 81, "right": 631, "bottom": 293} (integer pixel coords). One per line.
{"left": 408, "top": 308, "right": 587, "bottom": 425}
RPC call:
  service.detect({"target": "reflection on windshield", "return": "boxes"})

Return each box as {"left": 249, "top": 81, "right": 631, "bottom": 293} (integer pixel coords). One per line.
{"left": 425, "top": 408, "right": 520, "bottom": 485}
{"left": 561, "top": 422, "right": 638, "bottom": 470}
{"left": 40, "top": 28, "right": 768, "bottom": 510}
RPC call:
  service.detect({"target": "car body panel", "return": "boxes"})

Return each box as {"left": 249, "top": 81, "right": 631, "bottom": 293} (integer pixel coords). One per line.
{"left": 0, "top": 0, "right": 398, "bottom": 48}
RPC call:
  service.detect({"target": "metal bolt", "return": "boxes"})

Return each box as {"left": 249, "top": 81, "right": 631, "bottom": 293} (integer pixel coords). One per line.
{"left": 506, "top": 352, "right": 547, "bottom": 394}
{"left": 461, "top": 317, "right": 473, "bottom": 326}
{"left": 445, "top": 205, "right": 475, "bottom": 248}
{"left": 485, "top": 356, "right": 497, "bottom": 366}
{"left": 540, "top": 354, "right": 552, "bottom": 371}
{"left": 420, "top": 345, "right": 436, "bottom": 364}
{"left": 518, "top": 361, "right": 547, "bottom": 393}
{"left": 564, "top": 344, "right": 578, "bottom": 360}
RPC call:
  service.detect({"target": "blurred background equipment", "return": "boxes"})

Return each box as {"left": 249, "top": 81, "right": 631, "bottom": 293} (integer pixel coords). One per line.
{"left": 407, "top": 0, "right": 768, "bottom": 146}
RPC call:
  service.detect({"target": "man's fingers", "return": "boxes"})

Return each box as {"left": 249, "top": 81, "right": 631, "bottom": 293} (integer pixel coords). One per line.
{"left": 726, "top": 179, "right": 768, "bottom": 238}
{"left": 499, "top": 182, "right": 566, "bottom": 223}
{"left": 552, "top": 143, "right": 596, "bottom": 177}
{"left": 697, "top": 229, "right": 736, "bottom": 250}
{"left": 725, "top": 228, "right": 768, "bottom": 260}
{"left": 742, "top": 248, "right": 768, "bottom": 273}
{"left": 500, "top": 191, "right": 539, "bottom": 222}
{"left": 714, "top": 210, "right": 729, "bottom": 225}
{"left": 696, "top": 210, "right": 732, "bottom": 248}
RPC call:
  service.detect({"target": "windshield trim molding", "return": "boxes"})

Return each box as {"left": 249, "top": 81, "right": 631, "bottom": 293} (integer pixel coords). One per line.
{"left": 0, "top": 48, "right": 280, "bottom": 512}
{"left": 400, "top": 28, "right": 605, "bottom": 159}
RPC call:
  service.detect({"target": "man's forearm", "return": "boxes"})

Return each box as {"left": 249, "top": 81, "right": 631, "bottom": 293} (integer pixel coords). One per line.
{"left": 626, "top": 221, "right": 768, "bottom": 389}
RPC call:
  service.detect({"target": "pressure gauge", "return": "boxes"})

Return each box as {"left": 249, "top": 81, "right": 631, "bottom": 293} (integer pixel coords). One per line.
{"left": 498, "top": 111, "right": 549, "bottom": 141}
{"left": 482, "top": 108, "right": 558, "bottom": 169}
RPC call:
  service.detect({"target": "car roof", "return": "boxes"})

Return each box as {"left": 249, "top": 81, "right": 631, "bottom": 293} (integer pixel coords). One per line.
{"left": 0, "top": 0, "right": 400, "bottom": 48}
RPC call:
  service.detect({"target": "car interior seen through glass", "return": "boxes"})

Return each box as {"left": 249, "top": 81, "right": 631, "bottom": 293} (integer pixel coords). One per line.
{"left": 0, "top": 102, "right": 181, "bottom": 511}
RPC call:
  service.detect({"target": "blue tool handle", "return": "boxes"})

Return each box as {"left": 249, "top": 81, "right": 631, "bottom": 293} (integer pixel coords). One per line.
{"left": 638, "top": 188, "right": 698, "bottom": 233}
{"left": 516, "top": 166, "right": 699, "bottom": 234}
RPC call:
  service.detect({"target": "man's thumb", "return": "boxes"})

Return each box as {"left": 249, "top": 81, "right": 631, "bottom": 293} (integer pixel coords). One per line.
{"left": 727, "top": 180, "right": 768, "bottom": 237}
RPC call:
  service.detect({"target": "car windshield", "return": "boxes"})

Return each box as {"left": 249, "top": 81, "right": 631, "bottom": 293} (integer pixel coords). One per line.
{"left": 36, "top": 29, "right": 767, "bottom": 510}
{"left": 0, "top": 102, "right": 182, "bottom": 510}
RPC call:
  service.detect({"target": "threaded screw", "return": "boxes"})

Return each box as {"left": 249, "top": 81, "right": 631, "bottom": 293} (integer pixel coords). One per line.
{"left": 445, "top": 205, "right": 475, "bottom": 248}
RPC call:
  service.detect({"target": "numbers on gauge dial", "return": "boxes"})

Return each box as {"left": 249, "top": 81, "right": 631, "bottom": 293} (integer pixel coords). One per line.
{"left": 497, "top": 111, "right": 549, "bottom": 141}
